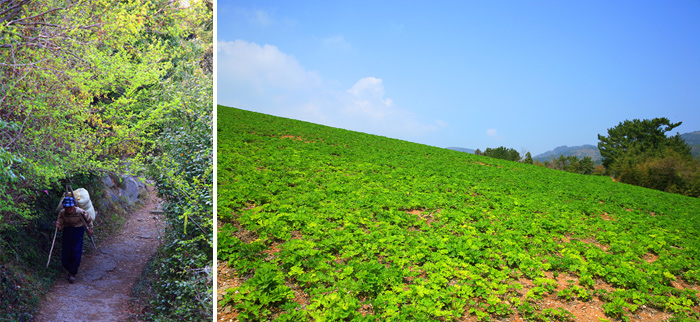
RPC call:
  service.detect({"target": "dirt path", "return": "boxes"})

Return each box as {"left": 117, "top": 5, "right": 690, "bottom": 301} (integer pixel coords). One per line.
{"left": 35, "top": 186, "right": 164, "bottom": 322}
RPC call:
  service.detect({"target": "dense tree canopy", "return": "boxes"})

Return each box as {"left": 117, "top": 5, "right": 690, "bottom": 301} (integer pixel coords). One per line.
{"left": 542, "top": 155, "right": 594, "bottom": 175}
{"left": 483, "top": 146, "right": 521, "bottom": 162}
{"left": 598, "top": 118, "right": 699, "bottom": 197}
{"left": 2, "top": 0, "right": 180, "bottom": 224}
{"left": 597, "top": 118, "right": 690, "bottom": 169}
{"left": 1, "top": 0, "right": 212, "bottom": 221}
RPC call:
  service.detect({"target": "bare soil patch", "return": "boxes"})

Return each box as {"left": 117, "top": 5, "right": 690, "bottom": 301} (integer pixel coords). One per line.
{"left": 217, "top": 262, "right": 242, "bottom": 322}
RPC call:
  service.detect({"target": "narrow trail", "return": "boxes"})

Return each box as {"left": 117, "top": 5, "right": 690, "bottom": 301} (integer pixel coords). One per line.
{"left": 35, "top": 186, "right": 164, "bottom": 322}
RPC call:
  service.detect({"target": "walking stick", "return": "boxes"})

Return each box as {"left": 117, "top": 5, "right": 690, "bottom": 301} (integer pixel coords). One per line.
{"left": 79, "top": 213, "right": 97, "bottom": 250}
{"left": 46, "top": 184, "right": 74, "bottom": 269}
{"left": 46, "top": 226, "right": 58, "bottom": 268}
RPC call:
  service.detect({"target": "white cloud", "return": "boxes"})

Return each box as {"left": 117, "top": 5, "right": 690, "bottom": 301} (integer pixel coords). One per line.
{"left": 218, "top": 39, "right": 446, "bottom": 140}
{"left": 342, "top": 77, "right": 417, "bottom": 127}
{"left": 346, "top": 77, "right": 391, "bottom": 120}
{"left": 218, "top": 40, "right": 321, "bottom": 94}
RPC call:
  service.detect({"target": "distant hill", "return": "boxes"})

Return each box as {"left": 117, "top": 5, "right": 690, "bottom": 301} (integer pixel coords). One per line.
{"left": 446, "top": 147, "right": 476, "bottom": 154}
{"left": 534, "top": 145, "right": 602, "bottom": 163}
{"left": 448, "top": 130, "right": 699, "bottom": 162}
{"left": 681, "top": 131, "right": 700, "bottom": 159}
{"left": 449, "top": 145, "right": 603, "bottom": 162}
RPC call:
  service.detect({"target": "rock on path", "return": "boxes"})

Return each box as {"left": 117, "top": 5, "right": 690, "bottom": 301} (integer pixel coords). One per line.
{"left": 34, "top": 187, "right": 164, "bottom": 322}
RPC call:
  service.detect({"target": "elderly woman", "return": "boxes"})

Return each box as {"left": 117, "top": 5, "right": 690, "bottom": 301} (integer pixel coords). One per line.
{"left": 55, "top": 196, "right": 94, "bottom": 283}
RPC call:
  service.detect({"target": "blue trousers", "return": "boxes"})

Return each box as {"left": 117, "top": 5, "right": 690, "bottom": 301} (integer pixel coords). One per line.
{"left": 61, "top": 226, "right": 84, "bottom": 275}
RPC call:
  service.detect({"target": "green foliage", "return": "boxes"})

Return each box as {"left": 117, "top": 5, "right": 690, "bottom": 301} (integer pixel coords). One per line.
{"left": 598, "top": 118, "right": 699, "bottom": 197}
{"left": 557, "top": 281, "right": 592, "bottom": 301}
{"left": 521, "top": 307, "right": 576, "bottom": 322}
{"left": 1, "top": 0, "right": 167, "bottom": 235}
{"left": 2, "top": 0, "right": 173, "bottom": 183}
{"left": 616, "top": 147, "right": 700, "bottom": 197}
{"left": 679, "top": 131, "right": 700, "bottom": 160}
{"left": 544, "top": 155, "right": 595, "bottom": 175}
{"left": 598, "top": 118, "right": 691, "bottom": 169}
{"left": 578, "top": 156, "right": 595, "bottom": 175}
{"left": 483, "top": 146, "right": 521, "bottom": 162}
{"left": 0, "top": 173, "right": 100, "bottom": 321}
{"left": 1, "top": 0, "right": 212, "bottom": 319}
{"left": 228, "top": 262, "right": 294, "bottom": 320}
{"left": 526, "top": 278, "right": 558, "bottom": 301}
{"left": 218, "top": 107, "right": 700, "bottom": 321}
{"left": 523, "top": 152, "right": 534, "bottom": 165}
{"left": 138, "top": 1, "right": 213, "bottom": 320}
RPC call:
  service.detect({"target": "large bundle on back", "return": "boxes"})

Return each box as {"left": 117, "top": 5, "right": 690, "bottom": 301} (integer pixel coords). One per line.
{"left": 55, "top": 188, "right": 96, "bottom": 222}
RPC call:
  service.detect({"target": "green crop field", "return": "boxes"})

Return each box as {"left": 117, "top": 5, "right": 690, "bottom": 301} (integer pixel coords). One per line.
{"left": 217, "top": 106, "right": 700, "bottom": 322}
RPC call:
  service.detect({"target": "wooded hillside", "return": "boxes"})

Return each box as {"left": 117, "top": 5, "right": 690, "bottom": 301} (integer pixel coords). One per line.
{"left": 1, "top": 1, "right": 212, "bottom": 320}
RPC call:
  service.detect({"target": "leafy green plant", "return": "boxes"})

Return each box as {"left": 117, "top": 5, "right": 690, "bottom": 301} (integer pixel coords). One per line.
{"left": 525, "top": 278, "right": 558, "bottom": 300}
{"left": 601, "top": 296, "right": 633, "bottom": 322}
{"left": 230, "top": 263, "right": 294, "bottom": 320}
{"left": 557, "top": 282, "right": 591, "bottom": 301}
{"left": 217, "top": 107, "right": 700, "bottom": 321}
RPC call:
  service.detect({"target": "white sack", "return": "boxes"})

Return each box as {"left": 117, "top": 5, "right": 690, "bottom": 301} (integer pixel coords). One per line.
{"left": 56, "top": 188, "right": 97, "bottom": 222}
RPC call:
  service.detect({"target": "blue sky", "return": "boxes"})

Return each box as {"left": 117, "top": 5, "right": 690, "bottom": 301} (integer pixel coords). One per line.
{"left": 218, "top": 1, "right": 700, "bottom": 155}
